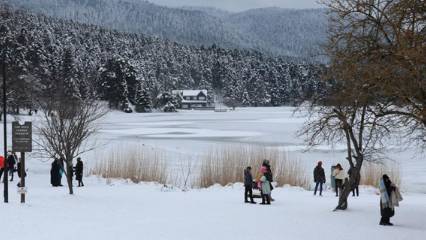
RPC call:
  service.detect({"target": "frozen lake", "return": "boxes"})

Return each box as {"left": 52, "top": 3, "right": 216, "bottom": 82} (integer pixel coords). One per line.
{"left": 92, "top": 107, "right": 425, "bottom": 193}
{"left": 2, "top": 107, "right": 424, "bottom": 192}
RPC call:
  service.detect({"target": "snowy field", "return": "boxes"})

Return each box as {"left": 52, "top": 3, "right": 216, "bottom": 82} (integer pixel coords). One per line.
{"left": 2, "top": 176, "right": 426, "bottom": 240}
{"left": 1, "top": 107, "right": 425, "bottom": 240}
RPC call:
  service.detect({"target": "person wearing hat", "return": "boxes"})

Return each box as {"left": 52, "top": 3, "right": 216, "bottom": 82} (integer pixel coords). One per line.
{"left": 313, "top": 161, "right": 326, "bottom": 196}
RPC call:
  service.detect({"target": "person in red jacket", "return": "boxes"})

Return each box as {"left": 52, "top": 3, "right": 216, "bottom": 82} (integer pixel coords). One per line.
{"left": 0, "top": 155, "right": 5, "bottom": 182}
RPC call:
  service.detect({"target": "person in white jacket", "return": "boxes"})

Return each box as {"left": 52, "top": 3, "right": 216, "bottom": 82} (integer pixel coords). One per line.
{"left": 332, "top": 164, "right": 347, "bottom": 197}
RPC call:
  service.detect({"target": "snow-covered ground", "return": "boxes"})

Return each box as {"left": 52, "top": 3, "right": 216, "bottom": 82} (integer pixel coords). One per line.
{"left": 1, "top": 107, "right": 425, "bottom": 240}
{"left": 3, "top": 175, "right": 426, "bottom": 240}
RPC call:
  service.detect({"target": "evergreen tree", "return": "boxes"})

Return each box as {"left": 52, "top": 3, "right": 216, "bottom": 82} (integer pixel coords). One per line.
{"left": 60, "top": 48, "right": 81, "bottom": 104}
{"left": 242, "top": 89, "right": 251, "bottom": 107}
{"left": 0, "top": 6, "right": 325, "bottom": 110}
{"left": 99, "top": 58, "right": 130, "bottom": 109}
{"left": 135, "top": 82, "right": 152, "bottom": 113}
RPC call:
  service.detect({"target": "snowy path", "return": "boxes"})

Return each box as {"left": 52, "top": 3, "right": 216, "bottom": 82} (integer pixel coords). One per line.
{"left": 2, "top": 175, "right": 426, "bottom": 240}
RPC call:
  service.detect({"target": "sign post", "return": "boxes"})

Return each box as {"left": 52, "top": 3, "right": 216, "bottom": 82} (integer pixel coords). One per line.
{"left": 12, "top": 121, "right": 32, "bottom": 203}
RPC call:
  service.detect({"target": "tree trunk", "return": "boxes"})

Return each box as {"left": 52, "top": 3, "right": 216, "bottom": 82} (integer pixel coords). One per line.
{"left": 66, "top": 161, "right": 74, "bottom": 195}
{"left": 335, "top": 165, "right": 361, "bottom": 210}
{"left": 336, "top": 178, "right": 352, "bottom": 210}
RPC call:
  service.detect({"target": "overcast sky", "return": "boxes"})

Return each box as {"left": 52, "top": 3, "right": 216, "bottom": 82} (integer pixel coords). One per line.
{"left": 146, "top": 0, "right": 321, "bottom": 12}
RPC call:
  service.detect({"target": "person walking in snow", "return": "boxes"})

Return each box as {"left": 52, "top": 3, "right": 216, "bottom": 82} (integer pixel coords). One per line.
{"left": 7, "top": 151, "right": 17, "bottom": 182}
{"left": 348, "top": 167, "right": 361, "bottom": 197}
{"left": 379, "top": 174, "right": 402, "bottom": 226}
{"left": 313, "top": 161, "right": 326, "bottom": 196}
{"left": 332, "top": 164, "right": 346, "bottom": 197}
{"left": 75, "top": 157, "right": 84, "bottom": 187}
{"left": 244, "top": 166, "right": 256, "bottom": 203}
{"left": 260, "top": 172, "right": 271, "bottom": 205}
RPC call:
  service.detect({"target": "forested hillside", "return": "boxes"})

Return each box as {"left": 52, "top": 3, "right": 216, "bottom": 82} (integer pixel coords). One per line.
{"left": 0, "top": 5, "right": 324, "bottom": 112}
{"left": 2, "top": 0, "right": 328, "bottom": 61}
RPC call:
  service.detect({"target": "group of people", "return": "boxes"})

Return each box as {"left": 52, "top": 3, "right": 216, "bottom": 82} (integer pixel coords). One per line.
{"left": 244, "top": 160, "right": 274, "bottom": 205}
{"left": 244, "top": 160, "right": 403, "bottom": 226}
{"left": 50, "top": 157, "right": 84, "bottom": 187}
{"left": 312, "top": 162, "right": 361, "bottom": 197}
{"left": 313, "top": 161, "right": 402, "bottom": 226}
{"left": 0, "top": 151, "right": 26, "bottom": 185}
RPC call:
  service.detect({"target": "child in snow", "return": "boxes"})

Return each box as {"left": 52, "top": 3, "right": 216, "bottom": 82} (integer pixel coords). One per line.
{"left": 260, "top": 173, "right": 271, "bottom": 205}
{"left": 244, "top": 166, "right": 256, "bottom": 203}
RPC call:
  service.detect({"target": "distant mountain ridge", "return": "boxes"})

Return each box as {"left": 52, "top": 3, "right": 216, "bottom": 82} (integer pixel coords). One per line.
{"left": 2, "top": 0, "right": 328, "bottom": 62}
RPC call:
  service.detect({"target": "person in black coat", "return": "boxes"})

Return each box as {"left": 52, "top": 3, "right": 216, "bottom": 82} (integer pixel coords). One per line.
{"left": 7, "top": 151, "right": 17, "bottom": 182}
{"left": 244, "top": 166, "right": 255, "bottom": 203}
{"left": 50, "top": 158, "right": 62, "bottom": 187}
{"left": 16, "top": 160, "right": 27, "bottom": 187}
{"left": 348, "top": 167, "right": 361, "bottom": 197}
{"left": 380, "top": 174, "right": 396, "bottom": 226}
{"left": 75, "top": 157, "right": 84, "bottom": 187}
{"left": 313, "top": 161, "right": 326, "bottom": 196}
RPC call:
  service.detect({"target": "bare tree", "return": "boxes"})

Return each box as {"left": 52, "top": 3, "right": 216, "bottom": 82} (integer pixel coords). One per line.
{"left": 322, "top": 0, "right": 426, "bottom": 144}
{"left": 300, "top": 85, "right": 392, "bottom": 209}
{"left": 37, "top": 100, "right": 107, "bottom": 194}
{"left": 302, "top": 0, "right": 425, "bottom": 210}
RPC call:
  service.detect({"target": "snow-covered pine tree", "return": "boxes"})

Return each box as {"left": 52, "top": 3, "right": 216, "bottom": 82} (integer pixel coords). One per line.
{"left": 241, "top": 89, "right": 251, "bottom": 107}
{"left": 163, "top": 101, "right": 177, "bottom": 112}
{"left": 60, "top": 48, "right": 81, "bottom": 104}
{"left": 135, "top": 81, "right": 152, "bottom": 113}
{"left": 99, "top": 57, "right": 129, "bottom": 110}
{"left": 0, "top": 6, "right": 324, "bottom": 110}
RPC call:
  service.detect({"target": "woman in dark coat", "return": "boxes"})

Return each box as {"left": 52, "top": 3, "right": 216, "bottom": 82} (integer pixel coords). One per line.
{"left": 50, "top": 159, "right": 61, "bottom": 187}
{"left": 348, "top": 167, "right": 361, "bottom": 197}
{"left": 75, "top": 157, "right": 84, "bottom": 187}
{"left": 379, "top": 174, "right": 402, "bottom": 226}
{"left": 7, "top": 152, "right": 16, "bottom": 182}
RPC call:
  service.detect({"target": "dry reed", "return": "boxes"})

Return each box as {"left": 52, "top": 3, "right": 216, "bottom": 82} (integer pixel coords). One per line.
{"left": 360, "top": 161, "right": 401, "bottom": 187}
{"left": 197, "top": 145, "right": 310, "bottom": 189}
{"left": 91, "top": 145, "right": 168, "bottom": 184}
